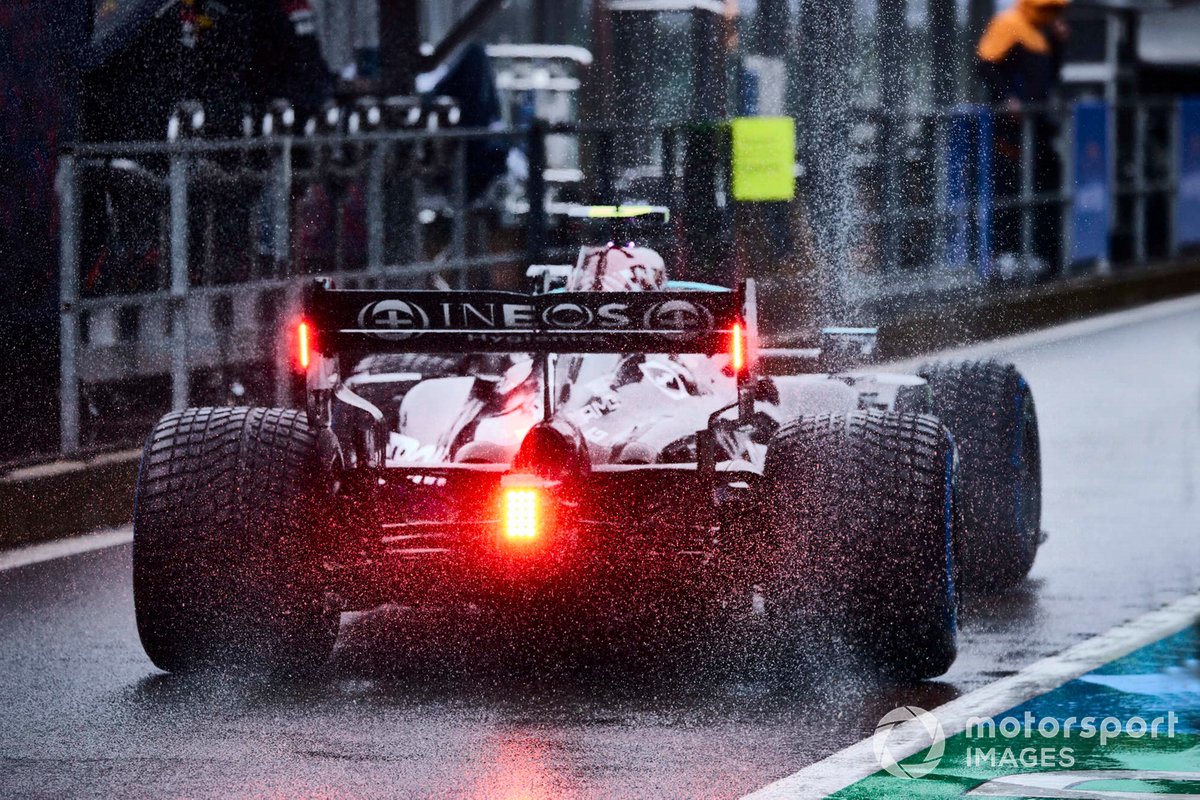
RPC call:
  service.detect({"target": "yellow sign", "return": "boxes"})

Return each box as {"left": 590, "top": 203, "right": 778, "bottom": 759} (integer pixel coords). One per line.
{"left": 731, "top": 116, "right": 796, "bottom": 202}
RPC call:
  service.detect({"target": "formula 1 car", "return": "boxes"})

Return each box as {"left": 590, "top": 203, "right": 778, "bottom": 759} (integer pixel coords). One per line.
{"left": 132, "top": 246, "right": 1041, "bottom": 680}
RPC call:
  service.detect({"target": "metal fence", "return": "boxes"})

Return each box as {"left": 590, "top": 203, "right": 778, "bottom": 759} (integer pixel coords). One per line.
{"left": 842, "top": 98, "right": 1185, "bottom": 296}
{"left": 55, "top": 96, "right": 1198, "bottom": 456}
{"left": 58, "top": 117, "right": 552, "bottom": 454}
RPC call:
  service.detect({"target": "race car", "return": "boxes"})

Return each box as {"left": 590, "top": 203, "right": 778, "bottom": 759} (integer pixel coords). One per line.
{"left": 131, "top": 245, "right": 1041, "bottom": 680}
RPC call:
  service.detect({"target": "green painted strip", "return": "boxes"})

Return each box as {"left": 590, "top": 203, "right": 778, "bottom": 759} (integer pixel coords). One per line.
{"left": 833, "top": 624, "right": 1200, "bottom": 798}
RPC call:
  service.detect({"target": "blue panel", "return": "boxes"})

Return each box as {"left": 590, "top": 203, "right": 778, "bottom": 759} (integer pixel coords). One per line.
{"left": 945, "top": 109, "right": 974, "bottom": 270}
{"left": 977, "top": 108, "right": 994, "bottom": 280}
{"left": 1071, "top": 101, "right": 1110, "bottom": 264}
{"left": 1177, "top": 98, "right": 1200, "bottom": 247}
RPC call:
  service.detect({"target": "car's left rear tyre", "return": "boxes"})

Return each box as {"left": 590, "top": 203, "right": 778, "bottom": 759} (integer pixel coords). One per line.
{"left": 133, "top": 407, "right": 339, "bottom": 676}
{"left": 761, "top": 411, "right": 959, "bottom": 680}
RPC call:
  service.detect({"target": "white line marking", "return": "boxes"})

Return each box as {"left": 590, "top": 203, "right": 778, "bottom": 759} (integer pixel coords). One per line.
{"left": 741, "top": 591, "right": 1200, "bottom": 800}
{"left": 2, "top": 448, "right": 141, "bottom": 484}
{"left": 890, "top": 291, "right": 1200, "bottom": 369}
{"left": 0, "top": 526, "right": 133, "bottom": 572}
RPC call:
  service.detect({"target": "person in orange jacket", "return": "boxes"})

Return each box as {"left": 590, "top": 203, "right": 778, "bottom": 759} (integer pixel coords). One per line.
{"left": 977, "top": 0, "right": 1070, "bottom": 108}
{"left": 976, "top": 0, "right": 1070, "bottom": 279}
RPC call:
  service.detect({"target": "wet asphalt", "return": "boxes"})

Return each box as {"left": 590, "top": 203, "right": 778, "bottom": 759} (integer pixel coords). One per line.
{"left": 1, "top": 299, "right": 1198, "bottom": 799}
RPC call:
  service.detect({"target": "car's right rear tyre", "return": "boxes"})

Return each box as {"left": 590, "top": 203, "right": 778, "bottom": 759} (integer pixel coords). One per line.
{"left": 761, "top": 411, "right": 959, "bottom": 680}
{"left": 133, "top": 406, "right": 339, "bottom": 675}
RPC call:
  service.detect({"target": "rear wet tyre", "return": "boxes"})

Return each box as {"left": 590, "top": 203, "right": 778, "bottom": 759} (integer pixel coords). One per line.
{"left": 918, "top": 360, "right": 1041, "bottom": 591}
{"left": 133, "top": 407, "right": 339, "bottom": 675}
{"left": 762, "top": 411, "right": 959, "bottom": 680}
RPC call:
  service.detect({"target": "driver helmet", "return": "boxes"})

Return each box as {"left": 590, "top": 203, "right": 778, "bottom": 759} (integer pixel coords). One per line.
{"left": 567, "top": 243, "right": 668, "bottom": 292}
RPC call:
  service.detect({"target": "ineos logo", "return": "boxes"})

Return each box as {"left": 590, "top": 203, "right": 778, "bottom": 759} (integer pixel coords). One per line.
{"left": 644, "top": 299, "right": 712, "bottom": 338}
{"left": 358, "top": 300, "right": 430, "bottom": 340}
{"left": 542, "top": 303, "right": 593, "bottom": 328}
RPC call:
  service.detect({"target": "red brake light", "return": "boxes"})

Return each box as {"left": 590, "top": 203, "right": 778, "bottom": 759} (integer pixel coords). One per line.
{"left": 297, "top": 320, "right": 311, "bottom": 370}
{"left": 731, "top": 321, "right": 745, "bottom": 374}
{"left": 504, "top": 488, "right": 539, "bottom": 541}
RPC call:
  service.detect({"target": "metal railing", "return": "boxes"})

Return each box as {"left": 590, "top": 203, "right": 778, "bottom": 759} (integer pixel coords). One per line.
{"left": 842, "top": 98, "right": 1184, "bottom": 295}
{"left": 58, "top": 121, "right": 555, "bottom": 454}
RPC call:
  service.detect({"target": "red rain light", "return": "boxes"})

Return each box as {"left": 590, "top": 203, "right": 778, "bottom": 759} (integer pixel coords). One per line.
{"left": 504, "top": 488, "right": 539, "bottom": 541}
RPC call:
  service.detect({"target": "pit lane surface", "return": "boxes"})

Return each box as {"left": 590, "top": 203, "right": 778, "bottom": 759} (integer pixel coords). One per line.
{"left": 2, "top": 296, "right": 1199, "bottom": 800}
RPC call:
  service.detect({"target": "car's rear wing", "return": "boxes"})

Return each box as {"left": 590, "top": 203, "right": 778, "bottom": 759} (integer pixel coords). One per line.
{"left": 302, "top": 281, "right": 747, "bottom": 355}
